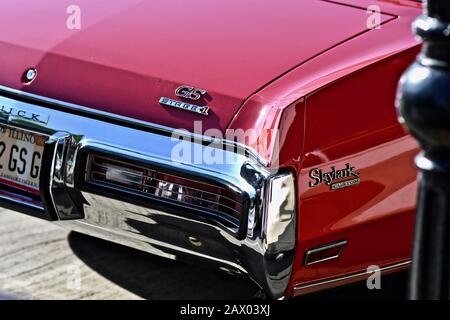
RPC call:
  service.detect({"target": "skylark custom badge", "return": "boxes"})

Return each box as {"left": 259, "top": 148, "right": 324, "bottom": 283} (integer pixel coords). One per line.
{"left": 309, "top": 163, "right": 360, "bottom": 190}
{"left": 160, "top": 85, "right": 210, "bottom": 116}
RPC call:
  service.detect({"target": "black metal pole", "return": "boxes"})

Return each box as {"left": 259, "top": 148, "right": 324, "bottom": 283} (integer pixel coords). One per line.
{"left": 396, "top": 0, "right": 450, "bottom": 300}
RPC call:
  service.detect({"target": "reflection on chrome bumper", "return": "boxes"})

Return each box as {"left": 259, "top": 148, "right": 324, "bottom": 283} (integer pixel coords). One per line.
{"left": 0, "top": 86, "right": 297, "bottom": 299}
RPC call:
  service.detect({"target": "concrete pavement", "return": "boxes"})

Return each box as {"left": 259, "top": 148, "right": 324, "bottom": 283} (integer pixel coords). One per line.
{"left": 0, "top": 208, "right": 257, "bottom": 299}
{"left": 0, "top": 208, "right": 407, "bottom": 300}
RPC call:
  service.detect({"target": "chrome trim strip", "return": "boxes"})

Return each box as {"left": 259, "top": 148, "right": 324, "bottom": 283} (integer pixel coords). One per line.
{"left": 0, "top": 193, "right": 43, "bottom": 210}
{"left": 0, "top": 85, "right": 268, "bottom": 166}
{"left": 47, "top": 132, "right": 71, "bottom": 220}
{"left": 293, "top": 260, "right": 411, "bottom": 296}
{"left": 304, "top": 240, "right": 347, "bottom": 266}
{"left": 0, "top": 90, "right": 296, "bottom": 299}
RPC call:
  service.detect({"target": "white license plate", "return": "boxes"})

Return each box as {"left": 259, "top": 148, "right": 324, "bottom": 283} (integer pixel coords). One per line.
{"left": 0, "top": 126, "right": 46, "bottom": 193}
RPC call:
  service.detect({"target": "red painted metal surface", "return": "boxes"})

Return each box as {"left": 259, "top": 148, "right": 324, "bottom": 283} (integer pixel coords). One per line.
{"left": 0, "top": 0, "right": 392, "bottom": 133}
{"left": 0, "top": 0, "right": 423, "bottom": 296}
{"left": 228, "top": 0, "right": 422, "bottom": 296}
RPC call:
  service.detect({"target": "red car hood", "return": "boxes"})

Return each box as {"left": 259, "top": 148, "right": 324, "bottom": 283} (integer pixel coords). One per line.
{"left": 0, "top": 0, "right": 391, "bottom": 133}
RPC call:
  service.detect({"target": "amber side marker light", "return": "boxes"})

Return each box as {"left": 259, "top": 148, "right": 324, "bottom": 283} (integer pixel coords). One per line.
{"left": 304, "top": 240, "right": 347, "bottom": 266}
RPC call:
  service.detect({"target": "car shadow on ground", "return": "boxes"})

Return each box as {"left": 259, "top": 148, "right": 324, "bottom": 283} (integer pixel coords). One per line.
{"left": 68, "top": 231, "right": 408, "bottom": 300}
{"left": 67, "top": 231, "right": 259, "bottom": 300}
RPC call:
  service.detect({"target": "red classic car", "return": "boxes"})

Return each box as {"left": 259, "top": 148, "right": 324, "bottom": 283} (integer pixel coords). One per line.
{"left": 0, "top": 0, "right": 422, "bottom": 299}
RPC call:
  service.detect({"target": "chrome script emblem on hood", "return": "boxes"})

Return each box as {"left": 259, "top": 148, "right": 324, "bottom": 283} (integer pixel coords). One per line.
{"left": 175, "top": 85, "right": 207, "bottom": 101}
{"left": 309, "top": 163, "right": 360, "bottom": 190}
{"left": 159, "top": 97, "right": 209, "bottom": 116}
{"left": 0, "top": 105, "right": 49, "bottom": 125}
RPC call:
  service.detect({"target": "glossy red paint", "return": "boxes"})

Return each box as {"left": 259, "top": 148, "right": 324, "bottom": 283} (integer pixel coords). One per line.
{"left": 0, "top": 0, "right": 393, "bottom": 133}
{"left": 1, "top": 0, "right": 423, "bottom": 297}
{"left": 229, "top": 0, "right": 422, "bottom": 296}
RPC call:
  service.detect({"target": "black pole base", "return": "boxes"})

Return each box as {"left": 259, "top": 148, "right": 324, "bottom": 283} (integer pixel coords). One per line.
{"left": 409, "top": 154, "right": 450, "bottom": 299}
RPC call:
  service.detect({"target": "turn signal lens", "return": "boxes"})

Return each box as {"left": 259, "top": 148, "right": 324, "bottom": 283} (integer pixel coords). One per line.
{"left": 88, "top": 155, "right": 242, "bottom": 223}
{"left": 90, "top": 156, "right": 147, "bottom": 190}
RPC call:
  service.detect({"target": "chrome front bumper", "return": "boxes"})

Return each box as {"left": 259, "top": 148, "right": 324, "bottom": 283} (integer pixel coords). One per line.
{"left": 0, "top": 86, "right": 297, "bottom": 299}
